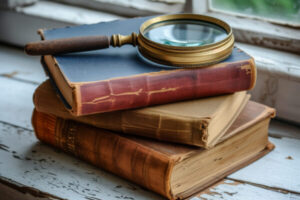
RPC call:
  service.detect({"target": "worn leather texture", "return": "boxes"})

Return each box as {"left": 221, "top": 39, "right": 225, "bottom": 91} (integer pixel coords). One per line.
{"left": 40, "top": 16, "right": 256, "bottom": 115}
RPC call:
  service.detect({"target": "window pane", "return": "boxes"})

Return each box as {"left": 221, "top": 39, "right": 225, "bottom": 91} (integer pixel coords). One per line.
{"left": 210, "top": 0, "right": 300, "bottom": 26}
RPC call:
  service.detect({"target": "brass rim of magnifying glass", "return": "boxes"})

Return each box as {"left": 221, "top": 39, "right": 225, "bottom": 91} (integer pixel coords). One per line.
{"left": 137, "top": 14, "right": 234, "bottom": 67}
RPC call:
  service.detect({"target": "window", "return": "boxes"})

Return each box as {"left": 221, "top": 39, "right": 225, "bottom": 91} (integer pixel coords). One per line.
{"left": 210, "top": 0, "right": 300, "bottom": 27}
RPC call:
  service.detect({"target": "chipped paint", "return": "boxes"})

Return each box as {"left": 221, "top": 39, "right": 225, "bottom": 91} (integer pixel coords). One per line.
{"left": 195, "top": 179, "right": 300, "bottom": 200}
{"left": 0, "top": 122, "right": 163, "bottom": 200}
{"left": 0, "top": 71, "right": 19, "bottom": 78}
{"left": 240, "top": 65, "right": 252, "bottom": 75}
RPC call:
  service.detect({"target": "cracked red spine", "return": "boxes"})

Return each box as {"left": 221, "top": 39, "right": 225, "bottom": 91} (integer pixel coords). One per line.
{"left": 76, "top": 60, "right": 256, "bottom": 115}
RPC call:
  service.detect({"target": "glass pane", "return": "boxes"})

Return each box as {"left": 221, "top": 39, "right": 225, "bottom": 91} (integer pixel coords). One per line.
{"left": 143, "top": 20, "right": 228, "bottom": 47}
{"left": 210, "top": 0, "right": 300, "bottom": 26}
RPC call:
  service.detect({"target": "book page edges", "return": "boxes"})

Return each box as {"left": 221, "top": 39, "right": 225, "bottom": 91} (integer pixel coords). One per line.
{"left": 176, "top": 141, "right": 274, "bottom": 199}
{"left": 39, "top": 29, "right": 82, "bottom": 115}
{"left": 171, "top": 102, "right": 276, "bottom": 162}
{"left": 219, "top": 103, "right": 275, "bottom": 144}
{"left": 43, "top": 55, "right": 81, "bottom": 115}
{"left": 171, "top": 117, "right": 274, "bottom": 199}
{"left": 206, "top": 93, "right": 250, "bottom": 148}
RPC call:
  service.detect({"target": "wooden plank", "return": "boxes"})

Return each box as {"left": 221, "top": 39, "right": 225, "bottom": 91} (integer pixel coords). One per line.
{"left": 2, "top": 121, "right": 299, "bottom": 200}
{"left": 206, "top": 12, "right": 300, "bottom": 54}
{"left": 228, "top": 136, "right": 300, "bottom": 194}
{"left": 191, "top": 180, "right": 300, "bottom": 200}
{"left": 0, "top": 45, "right": 46, "bottom": 84}
{"left": 0, "top": 122, "right": 163, "bottom": 200}
{"left": 0, "top": 77, "right": 37, "bottom": 129}
{"left": 269, "top": 119, "right": 300, "bottom": 140}
{"left": 18, "top": 1, "right": 123, "bottom": 25}
{"left": 236, "top": 42, "right": 300, "bottom": 75}
{"left": 57, "top": 0, "right": 185, "bottom": 17}
{"left": 0, "top": 177, "right": 62, "bottom": 200}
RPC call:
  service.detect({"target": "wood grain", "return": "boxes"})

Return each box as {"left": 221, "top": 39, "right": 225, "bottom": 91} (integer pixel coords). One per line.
{"left": 0, "top": 122, "right": 162, "bottom": 200}
{"left": 0, "top": 77, "right": 36, "bottom": 129}
{"left": 0, "top": 45, "right": 45, "bottom": 84}
{"left": 237, "top": 42, "right": 300, "bottom": 123}
{"left": 228, "top": 136, "right": 300, "bottom": 193}
{"left": 192, "top": 179, "right": 300, "bottom": 200}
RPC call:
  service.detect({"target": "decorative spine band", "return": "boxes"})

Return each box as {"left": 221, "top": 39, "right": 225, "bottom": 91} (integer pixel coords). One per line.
{"left": 60, "top": 120, "right": 77, "bottom": 155}
{"left": 111, "top": 32, "right": 138, "bottom": 47}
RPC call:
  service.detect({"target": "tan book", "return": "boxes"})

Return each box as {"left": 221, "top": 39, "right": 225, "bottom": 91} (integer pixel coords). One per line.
{"left": 32, "top": 101, "right": 275, "bottom": 199}
{"left": 34, "top": 80, "right": 250, "bottom": 148}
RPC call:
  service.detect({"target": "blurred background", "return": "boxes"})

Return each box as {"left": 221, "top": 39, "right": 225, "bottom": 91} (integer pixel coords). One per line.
{"left": 1, "top": 0, "right": 299, "bottom": 47}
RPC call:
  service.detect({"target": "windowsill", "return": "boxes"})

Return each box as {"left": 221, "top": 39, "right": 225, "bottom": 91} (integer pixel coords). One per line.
{"left": 235, "top": 42, "right": 300, "bottom": 124}
{"left": 1, "top": 1, "right": 299, "bottom": 124}
{"left": 204, "top": 12, "right": 300, "bottom": 54}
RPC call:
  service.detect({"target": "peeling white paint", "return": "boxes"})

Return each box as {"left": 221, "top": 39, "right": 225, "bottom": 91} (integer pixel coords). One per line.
{"left": 229, "top": 137, "right": 300, "bottom": 194}
{"left": 0, "top": 123, "right": 163, "bottom": 200}
{"left": 197, "top": 182, "right": 300, "bottom": 200}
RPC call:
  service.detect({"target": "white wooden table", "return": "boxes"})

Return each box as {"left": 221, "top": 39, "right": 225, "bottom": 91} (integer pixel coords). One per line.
{"left": 0, "top": 44, "right": 299, "bottom": 200}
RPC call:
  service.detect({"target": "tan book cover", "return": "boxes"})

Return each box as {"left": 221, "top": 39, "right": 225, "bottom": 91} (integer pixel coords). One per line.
{"left": 34, "top": 80, "right": 250, "bottom": 148}
{"left": 32, "top": 101, "right": 275, "bottom": 199}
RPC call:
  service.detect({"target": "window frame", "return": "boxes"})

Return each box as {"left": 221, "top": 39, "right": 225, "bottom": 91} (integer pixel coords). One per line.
{"left": 190, "top": 0, "right": 300, "bottom": 54}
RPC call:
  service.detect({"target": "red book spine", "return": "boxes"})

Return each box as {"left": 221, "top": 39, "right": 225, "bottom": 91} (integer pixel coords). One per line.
{"left": 75, "top": 60, "right": 256, "bottom": 115}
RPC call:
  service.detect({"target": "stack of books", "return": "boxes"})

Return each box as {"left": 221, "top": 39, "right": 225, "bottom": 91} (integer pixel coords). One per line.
{"left": 31, "top": 16, "right": 275, "bottom": 199}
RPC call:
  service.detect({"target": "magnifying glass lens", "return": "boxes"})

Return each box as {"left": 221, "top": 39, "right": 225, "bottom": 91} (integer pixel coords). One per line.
{"left": 143, "top": 19, "right": 228, "bottom": 47}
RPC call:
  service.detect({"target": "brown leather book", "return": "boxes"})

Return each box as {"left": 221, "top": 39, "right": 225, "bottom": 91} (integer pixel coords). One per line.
{"left": 32, "top": 101, "right": 275, "bottom": 199}
{"left": 39, "top": 16, "right": 256, "bottom": 116}
{"left": 34, "top": 80, "right": 250, "bottom": 148}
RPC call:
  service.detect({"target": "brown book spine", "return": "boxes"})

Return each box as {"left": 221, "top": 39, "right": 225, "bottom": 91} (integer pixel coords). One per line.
{"left": 76, "top": 59, "right": 256, "bottom": 115}
{"left": 32, "top": 109, "right": 175, "bottom": 199}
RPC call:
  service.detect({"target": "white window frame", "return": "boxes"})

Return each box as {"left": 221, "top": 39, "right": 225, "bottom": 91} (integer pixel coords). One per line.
{"left": 1, "top": 0, "right": 299, "bottom": 124}
{"left": 189, "top": 0, "right": 300, "bottom": 124}
{"left": 190, "top": 0, "right": 300, "bottom": 54}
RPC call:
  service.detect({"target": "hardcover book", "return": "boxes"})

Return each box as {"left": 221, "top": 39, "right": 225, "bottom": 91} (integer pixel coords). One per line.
{"left": 39, "top": 16, "right": 256, "bottom": 116}
{"left": 32, "top": 101, "right": 275, "bottom": 199}
{"left": 34, "top": 80, "right": 249, "bottom": 148}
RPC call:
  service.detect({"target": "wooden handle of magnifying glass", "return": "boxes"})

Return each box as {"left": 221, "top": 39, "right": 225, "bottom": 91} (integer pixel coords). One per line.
{"left": 25, "top": 33, "right": 138, "bottom": 55}
{"left": 25, "top": 36, "right": 111, "bottom": 55}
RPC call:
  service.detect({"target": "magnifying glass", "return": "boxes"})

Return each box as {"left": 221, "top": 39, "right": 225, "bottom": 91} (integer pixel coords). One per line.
{"left": 25, "top": 14, "right": 234, "bottom": 67}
